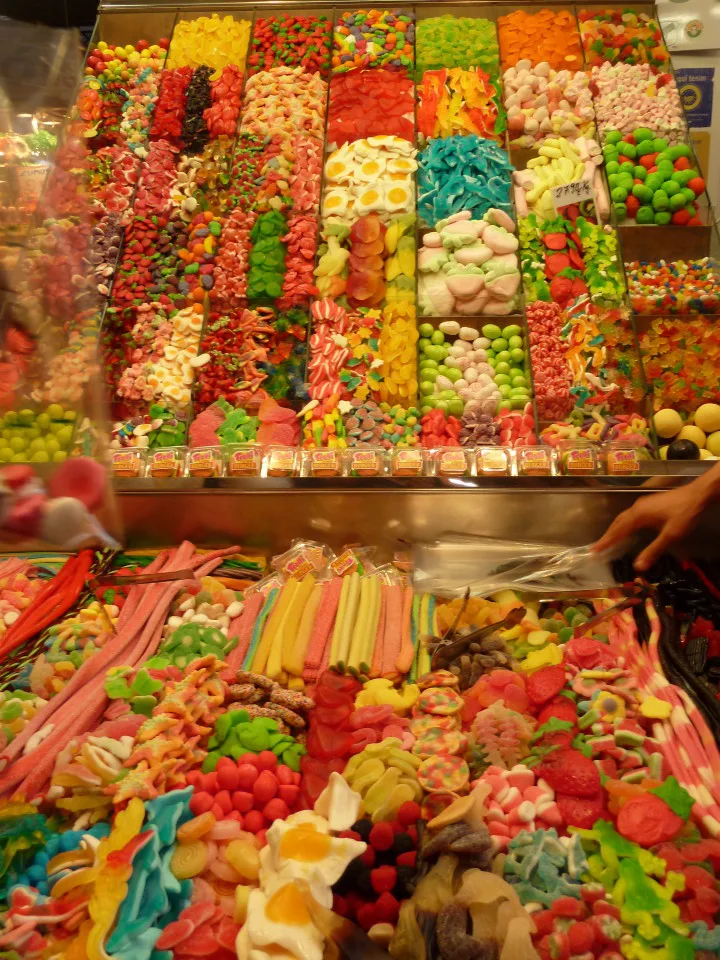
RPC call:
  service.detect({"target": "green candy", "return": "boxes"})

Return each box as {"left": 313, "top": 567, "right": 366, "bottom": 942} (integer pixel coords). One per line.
{"left": 636, "top": 206, "right": 655, "bottom": 224}
{"left": 633, "top": 166, "right": 647, "bottom": 181}
{"left": 652, "top": 190, "right": 669, "bottom": 211}
{"left": 668, "top": 193, "right": 686, "bottom": 211}
{"left": 604, "top": 130, "right": 623, "bottom": 145}
{"left": 633, "top": 127, "right": 654, "bottom": 142}
{"left": 631, "top": 183, "right": 652, "bottom": 204}
{"left": 611, "top": 187, "right": 628, "bottom": 202}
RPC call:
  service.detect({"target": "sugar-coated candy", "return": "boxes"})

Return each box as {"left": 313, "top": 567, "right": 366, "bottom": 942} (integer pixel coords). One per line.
{"left": 323, "top": 138, "right": 417, "bottom": 226}
{"left": 499, "top": 9, "right": 583, "bottom": 72}
{"left": 418, "top": 136, "right": 513, "bottom": 225}
{"left": 167, "top": 14, "right": 251, "bottom": 71}
{"left": 333, "top": 10, "right": 414, "bottom": 73}
{"left": 591, "top": 62, "right": 685, "bottom": 143}
{"left": 416, "top": 16, "right": 499, "bottom": 75}
{"left": 241, "top": 66, "right": 327, "bottom": 141}
{"left": 249, "top": 15, "right": 331, "bottom": 75}
{"left": 627, "top": 259, "right": 720, "bottom": 315}
{"left": 579, "top": 8, "right": 670, "bottom": 70}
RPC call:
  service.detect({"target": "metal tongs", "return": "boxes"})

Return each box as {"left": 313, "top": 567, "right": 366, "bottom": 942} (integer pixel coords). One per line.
{"left": 567, "top": 581, "right": 652, "bottom": 637}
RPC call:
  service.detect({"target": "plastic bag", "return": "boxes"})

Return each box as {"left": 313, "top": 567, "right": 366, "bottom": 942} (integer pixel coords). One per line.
{"left": 412, "top": 534, "right": 623, "bottom": 597}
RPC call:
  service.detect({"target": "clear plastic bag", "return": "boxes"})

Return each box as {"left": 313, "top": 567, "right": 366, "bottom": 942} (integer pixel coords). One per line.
{"left": 412, "top": 534, "right": 623, "bottom": 597}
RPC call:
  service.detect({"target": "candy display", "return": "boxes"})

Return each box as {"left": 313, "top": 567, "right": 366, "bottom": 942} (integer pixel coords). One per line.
{"left": 640, "top": 317, "right": 720, "bottom": 417}
{"left": 14, "top": 2, "right": 720, "bottom": 471}
{"left": 627, "top": 259, "right": 720, "bottom": 314}
{"left": 332, "top": 9, "right": 415, "bottom": 73}
{"left": 0, "top": 537, "right": 720, "bottom": 957}
{"left": 503, "top": 61, "right": 595, "bottom": 147}
{"left": 498, "top": 9, "right": 583, "bottom": 71}
{"left": 580, "top": 7, "right": 670, "bottom": 70}
{"left": 603, "top": 130, "right": 704, "bottom": 225}
{"left": 418, "top": 136, "right": 513, "bottom": 225}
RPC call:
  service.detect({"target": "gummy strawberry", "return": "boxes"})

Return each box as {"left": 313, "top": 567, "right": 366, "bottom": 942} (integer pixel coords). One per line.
{"left": 526, "top": 665, "right": 566, "bottom": 705}
{"left": 537, "top": 696, "right": 578, "bottom": 727}
{"left": 616, "top": 794, "right": 684, "bottom": 846}
{"left": 556, "top": 791, "right": 605, "bottom": 829}
{"left": 539, "top": 748, "right": 601, "bottom": 797}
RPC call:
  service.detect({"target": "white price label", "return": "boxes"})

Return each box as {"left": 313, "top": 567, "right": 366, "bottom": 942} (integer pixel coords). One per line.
{"left": 551, "top": 178, "right": 595, "bottom": 212}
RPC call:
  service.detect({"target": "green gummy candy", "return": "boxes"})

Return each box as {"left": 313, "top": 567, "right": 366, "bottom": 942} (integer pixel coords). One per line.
{"left": 202, "top": 750, "right": 222, "bottom": 773}
{"left": 633, "top": 127, "right": 654, "bottom": 143}
{"left": 636, "top": 206, "right": 655, "bottom": 224}
{"left": 611, "top": 187, "right": 628, "bottom": 203}
{"left": 652, "top": 191, "right": 669, "bottom": 211}
{"left": 654, "top": 212, "right": 671, "bottom": 225}
{"left": 605, "top": 130, "right": 622, "bottom": 145}
{"left": 130, "top": 695, "right": 157, "bottom": 717}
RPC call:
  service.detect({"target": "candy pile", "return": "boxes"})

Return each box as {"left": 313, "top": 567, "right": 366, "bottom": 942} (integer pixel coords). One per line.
{"left": 418, "top": 67, "right": 505, "bottom": 145}
{"left": 329, "top": 69, "right": 414, "bottom": 147}
{"left": 166, "top": 14, "right": 251, "bottom": 71}
{"left": 1, "top": 538, "right": 720, "bottom": 959}
{"left": 248, "top": 15, "right": 331, "bottom": 74}
{"left": 592, "top": 61, "right": 685, "bottom": 143}
{"left": 418, "top": 135, "right": 513, "bottom": 225}
{"left": 503, "top": 61, "right": 595, "bottom": 147}
{"left": 416, "top": 16, "right": 500, "bottom": 75}
{"left": 419, "top": 319, "right": 532, "bottom": 419}
{"left": 498, "top": 9, "right": 583, "bottom": 71}
{"left": 640, "top": 316, "right": 720, "bottom": 416}
{"left": 603, "top": 129, "right": 705, "bottom": 225}
{"left": 627, "top": 259, "right": 720, "bottom": 314}
{"left": 579, "top": 7, "right": 670, "bottom": 70}
{"left": 332, "top": 9, "right": 415, "bottom": 73}
{"left": 514, "top": 136, "right": 605, "bottom": 221}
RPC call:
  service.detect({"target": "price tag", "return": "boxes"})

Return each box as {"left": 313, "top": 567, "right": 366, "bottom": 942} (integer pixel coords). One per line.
{"left": 551, "top": 178, "right": 595, "bottom": 213}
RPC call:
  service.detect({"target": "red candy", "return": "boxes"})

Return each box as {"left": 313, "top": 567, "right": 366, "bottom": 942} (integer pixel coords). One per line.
{"left": 204, "top": 64, "right": 244, "bottom": 138}
{"left": 327, "top": 69, "right": 414, "bottom": 147}
{"left": 527, "top": 301, "right": 573, "bottom": 422}
{"left": 252, "top": 770, "right": 279, "bottom": 804}
{"left": 527, "top": 665, "right": 567, "bottom": 705}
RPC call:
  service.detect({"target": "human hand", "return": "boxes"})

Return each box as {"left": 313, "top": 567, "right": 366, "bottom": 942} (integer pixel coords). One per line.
{"left": 593, "top": 484, "right": 705, "bottom": 571}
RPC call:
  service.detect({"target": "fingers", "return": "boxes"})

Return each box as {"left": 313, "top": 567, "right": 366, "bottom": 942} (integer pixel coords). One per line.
{"left": 593, "top": 508, "right": 640, "bottom": 554}
{"left": 634, "top": 526, "right": 678, "bottom": 572}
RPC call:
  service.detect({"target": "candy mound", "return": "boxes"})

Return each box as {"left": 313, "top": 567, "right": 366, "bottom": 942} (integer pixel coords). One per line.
{"left": 416, "top": 16, "right": 500, "bottom": 75}
{"left": 328, "top": 69, "right": 414, "bottom": 147}
{"left": 418, "top": 136, "right": 513, "bottom": 225}
{"left": 417, "top": 67, "right": 505, "bottom": 145}
{"left": 498, "top": 8, "right": 583, "bottom": 72}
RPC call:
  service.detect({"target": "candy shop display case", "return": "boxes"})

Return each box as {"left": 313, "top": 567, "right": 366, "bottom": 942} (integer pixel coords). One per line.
{"left": 3, "top": 0, "right": 720, "bottom": 562}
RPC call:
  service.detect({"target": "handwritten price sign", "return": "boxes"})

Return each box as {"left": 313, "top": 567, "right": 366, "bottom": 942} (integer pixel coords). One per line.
{"left": 551, "top": 178, "right": 595, "bottom": 213}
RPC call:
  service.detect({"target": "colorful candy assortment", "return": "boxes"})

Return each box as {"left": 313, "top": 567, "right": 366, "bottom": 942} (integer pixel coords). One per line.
{"left": 503, "top": 61, "right": 595, "bottom": 147}
{"left": 19, "top": 4, "right": 720, "bottom": 464}
{"left": 640, "top": 316, "right": 720, "bottom": 415}
{"left": 627, "top": 259, "right": 720, "bottom": 314}
{"left": 603, "top": 129, "right": 705, "bottom": 225}
{"left": 579, "top": 8, "right": 670, "bottom": 70}
{"left": 332, "top": 9, "right": 415, "bottom": 73}
{"left": 2, "top": 539, "right": 720, "bottom": 957}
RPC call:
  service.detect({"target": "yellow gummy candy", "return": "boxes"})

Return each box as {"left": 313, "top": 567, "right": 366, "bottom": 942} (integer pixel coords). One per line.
{"left": 640, "top": 695, "right": 672, "bottom": 720}
{"left": 170, "top": 840, "right": 207, "bottom": 880}
{"left": 364, "top": 768, "right": 400, "bottom": 814}
{"left": 520, "top": 643, "right": 563, "bottom": 672}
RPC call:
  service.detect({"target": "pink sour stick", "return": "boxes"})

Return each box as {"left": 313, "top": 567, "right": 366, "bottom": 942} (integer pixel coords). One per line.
{"left": 304, "top": 578, "right": 342, "bottom": 681}
{"left": 381, "top": 583, "right": 404, "bottom": 678}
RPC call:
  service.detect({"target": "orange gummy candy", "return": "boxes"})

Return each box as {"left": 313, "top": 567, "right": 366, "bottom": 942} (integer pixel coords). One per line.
{"left": 498, "top": 9, "right": 583, "bottom": 71}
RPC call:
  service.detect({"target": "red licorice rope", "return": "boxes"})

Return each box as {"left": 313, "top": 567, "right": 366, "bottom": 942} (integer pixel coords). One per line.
{"left": 0, "top": 549, "right": 95, "bottom": 660}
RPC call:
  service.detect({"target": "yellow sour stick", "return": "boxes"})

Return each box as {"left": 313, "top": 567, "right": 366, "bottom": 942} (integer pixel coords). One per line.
{"left": 252, "top": 578, "right": 298, "bottom": 674}
{"left": 347, "top": 576, "right": 371, "bottom": 672}
{"left": 329, "top": 575, "right": 351, "bottom": 667}
{"left": 360, "top": 576, "right": 382, "bottom": 674}
{"left": 416, "top": 593, "right": 432, "bottom": 678}
{"left": 284, "top": 580, "right": 323, "bottom": 676}
{"left": 268, "top": 574, "right": 316, "bottom": 679}
{"left": 336, "top": 572, "right": 361, "bottom": 670}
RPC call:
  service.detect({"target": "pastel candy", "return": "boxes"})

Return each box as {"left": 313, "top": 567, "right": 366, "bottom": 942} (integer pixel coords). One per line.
{"left": 486, "top": 272, "right": 520, "bottom": 298}
{"left": 454, "top": 243, "right": 494, "bottom": 266}
{"left": 483, "top": 225, "right": 519, "bottom": 254}
{"left": 447, "top": 274, "right": 485, "bottom": 298}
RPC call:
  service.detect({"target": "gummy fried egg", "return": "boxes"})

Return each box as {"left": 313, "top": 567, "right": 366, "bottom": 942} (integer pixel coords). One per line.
{"left": 356, "top": 156, "right": 387, "bottom": 181}
{"left": 325, "top": 148, "right": 353, "bottom": 183}
{"left": 323, "top": 189, "right": 351, "bottom": 217}
{"left": 385, "top": 183, "right": 413, "bottom": 213}
{"left": 262, "top": 811, "right": 366, "bottom": 891}
{"left": 388, "top": 156, "right": 418, "bottom": 174}
{"left": 355, "top": 186, "right": 385, "bottom": 215}
{"left": 244, "top": 880, "right": 324, "bottom": 960}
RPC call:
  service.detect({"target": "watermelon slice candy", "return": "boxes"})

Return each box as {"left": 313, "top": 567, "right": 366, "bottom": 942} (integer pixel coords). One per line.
{"left": 543, "top": 233, "right": 567, "bottom": 250}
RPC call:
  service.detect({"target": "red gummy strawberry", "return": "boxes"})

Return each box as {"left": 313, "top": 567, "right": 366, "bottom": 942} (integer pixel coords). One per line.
{"left": 564, "top": 637, "right": 617, "bottom": 671}
{"left": 527, "top": 665, "right": 566, "bottom": 705}
{"left": 556, "top": 791, "right": 605, "bottom": 829}
{"left": 616, "top": 794, "right": 684, "bottom": 846}
{"left": 539, "top": 748, "right": 601, "bottom": 797}
{"left": 537, "top": 696, "right": 578, "bottom": 727}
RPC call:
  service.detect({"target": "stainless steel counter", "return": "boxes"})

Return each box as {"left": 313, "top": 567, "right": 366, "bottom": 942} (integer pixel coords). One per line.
{"left": 114, "top": 466, "right": 720, "bottom": 555}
